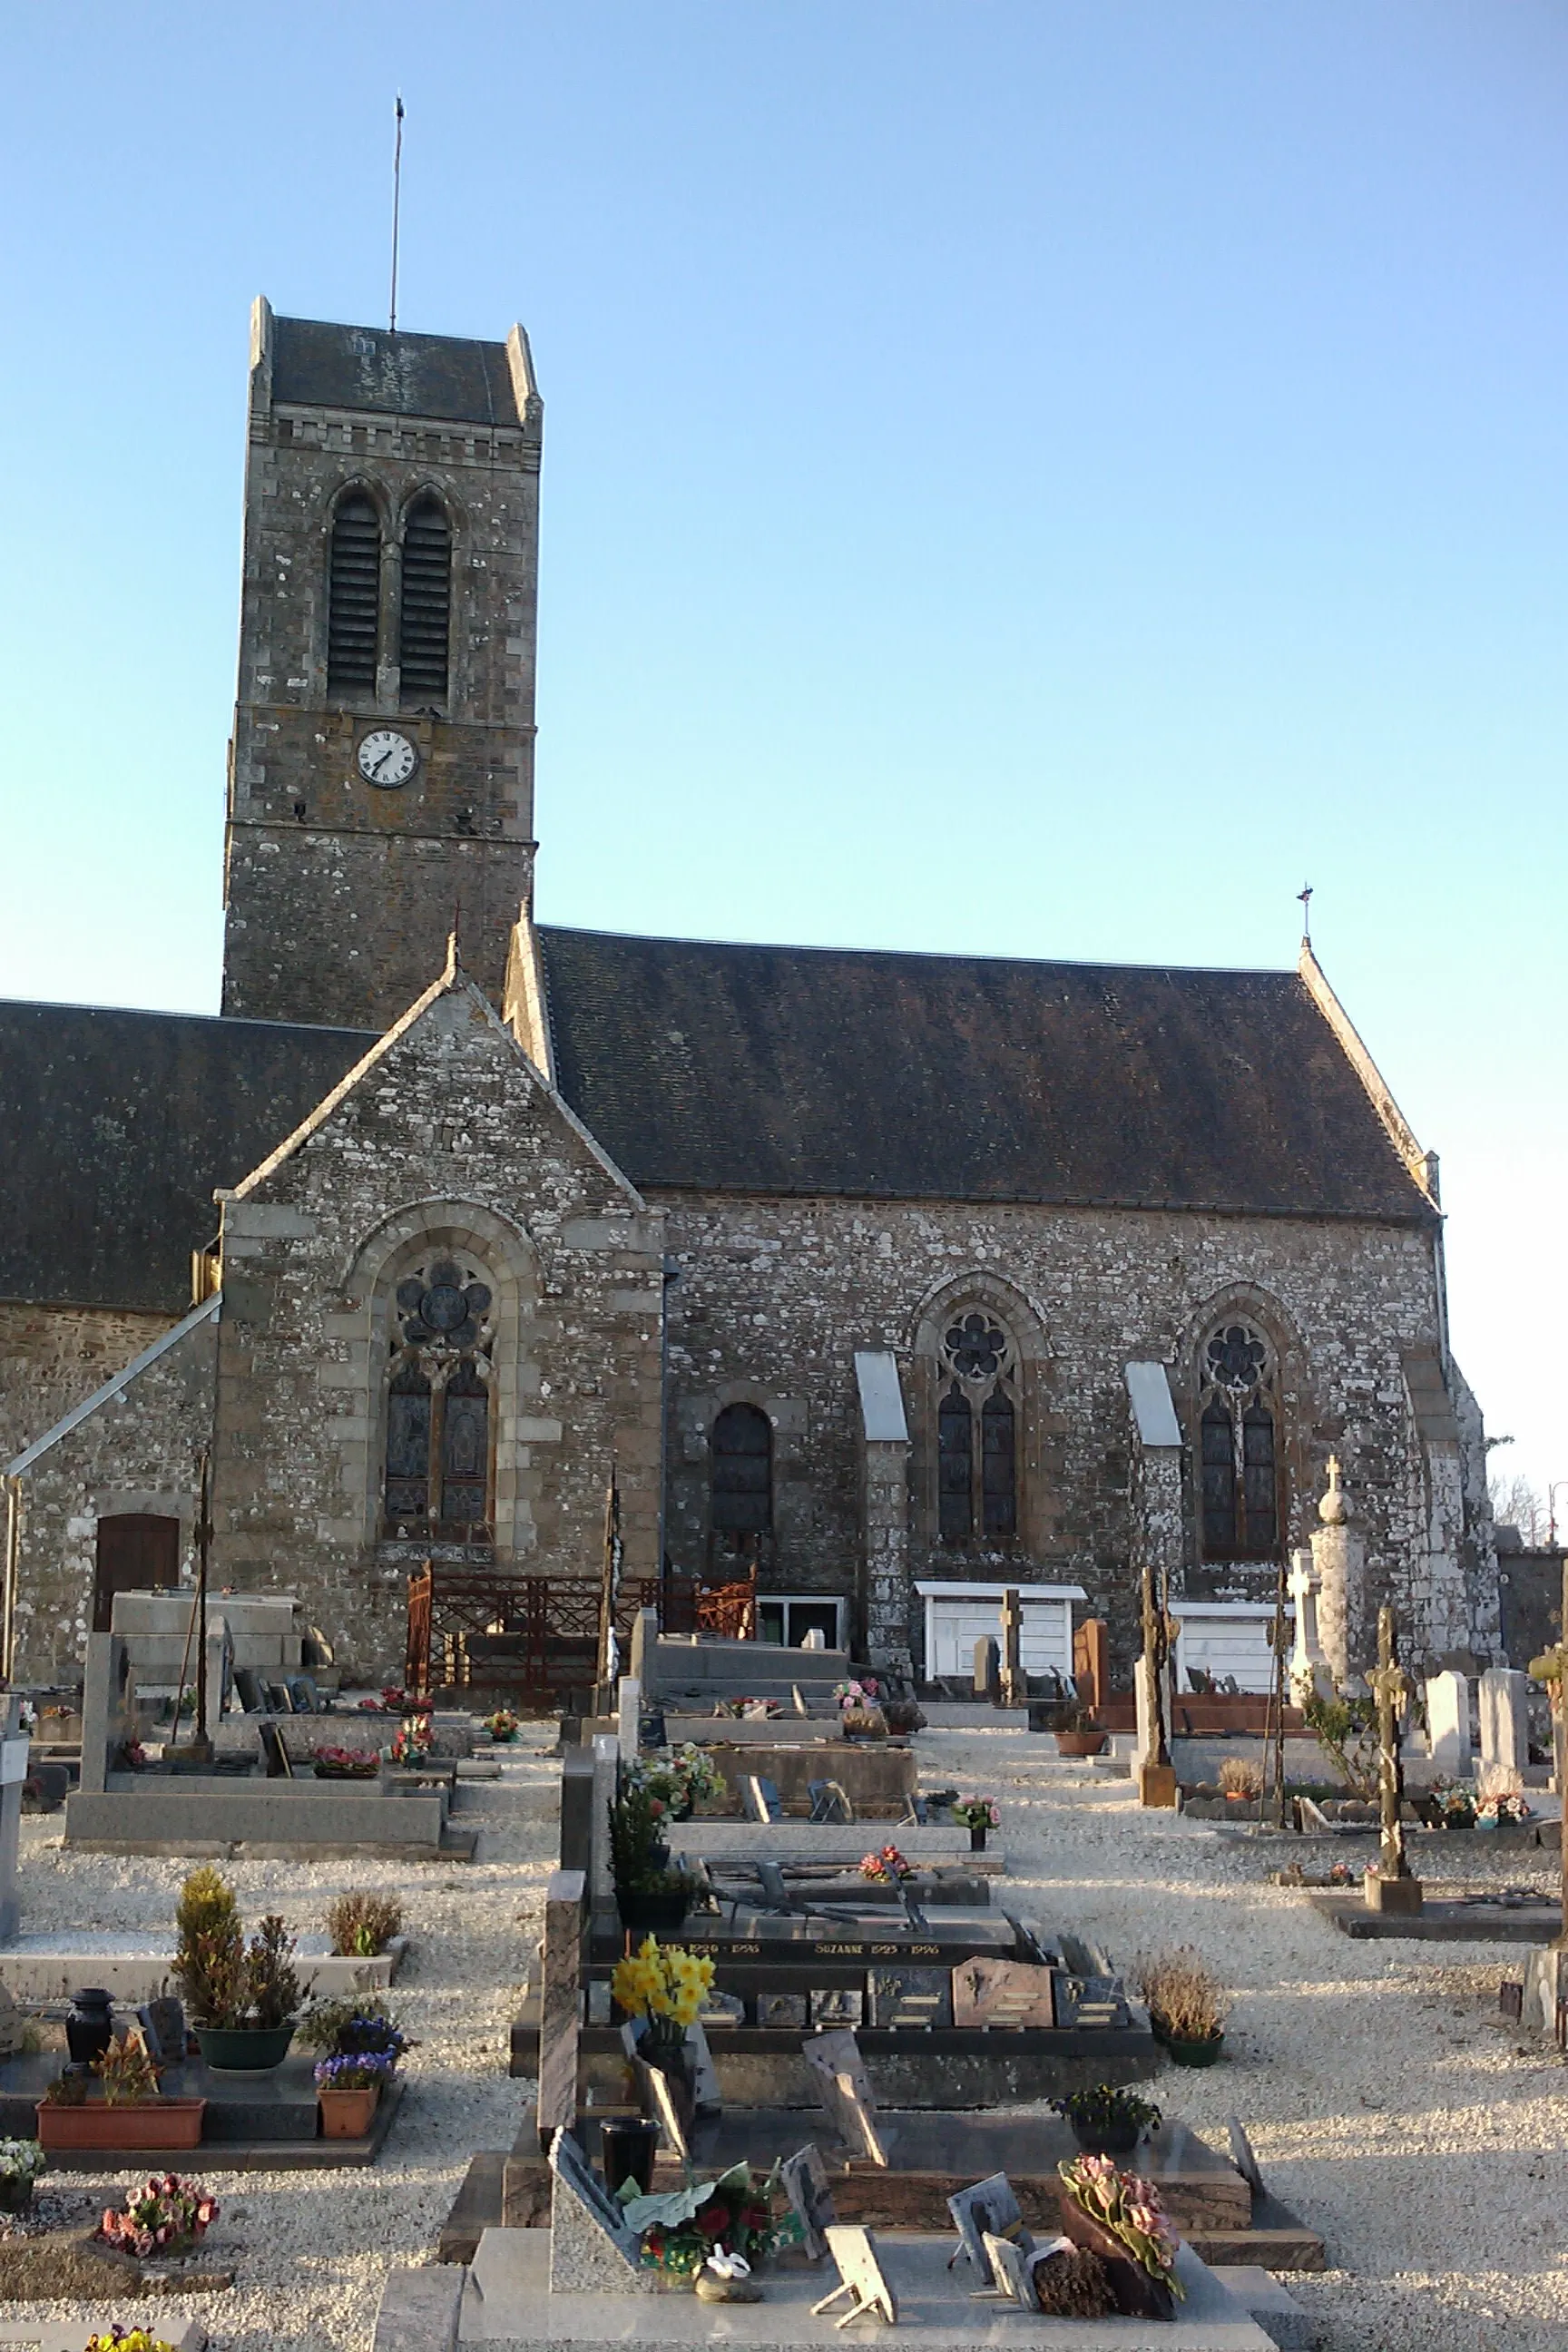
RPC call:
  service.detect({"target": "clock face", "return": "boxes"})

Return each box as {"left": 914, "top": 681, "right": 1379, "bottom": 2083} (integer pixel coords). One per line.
{"left": 357, "top": 729, "right": 419, "bottom": 789}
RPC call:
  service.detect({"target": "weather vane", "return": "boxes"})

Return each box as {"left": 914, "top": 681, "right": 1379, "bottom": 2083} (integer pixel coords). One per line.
{"left": 1297, "top": 883, "right": 1313, "bottom": 942}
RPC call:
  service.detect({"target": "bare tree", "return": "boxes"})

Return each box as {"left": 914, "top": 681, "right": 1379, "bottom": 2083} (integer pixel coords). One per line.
{"left": 1489, "top": 1471, "right": 1552, "bottom": 1546}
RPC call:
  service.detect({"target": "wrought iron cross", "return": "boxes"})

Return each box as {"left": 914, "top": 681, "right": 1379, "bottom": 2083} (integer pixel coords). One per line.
{"left": 1140, "top": 1558, "right": 1179, "bottom": 1770}
{"left": 1367, "top": 1603, "right": 1413, "bottom": 1883}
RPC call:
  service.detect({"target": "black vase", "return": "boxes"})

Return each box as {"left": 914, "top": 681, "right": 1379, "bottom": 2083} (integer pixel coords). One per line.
{"left": 1072, "top": 2119, "right": 1142, "bottom": 2156}
{"left": 969, "top": 1823, "right": 988, "bottom": 1852}
{"left": 65, "top": 1987, "right": 114, "bottom": 2066}
{"left": 616, "top": 1888, "right": 689, "bottom": 1937}
{"left": 600, "top": 2117, "right": 660, "bottom": 2196}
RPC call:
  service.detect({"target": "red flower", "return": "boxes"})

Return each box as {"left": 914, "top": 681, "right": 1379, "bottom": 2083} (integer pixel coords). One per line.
{"left": 698, "top": 2205, "right": 730, "bottom": 2236}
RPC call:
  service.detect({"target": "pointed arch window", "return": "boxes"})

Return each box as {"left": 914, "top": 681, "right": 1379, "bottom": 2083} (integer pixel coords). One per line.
{"left": 382, "top": 1256, "right": 494, "bottom": 1535}
{"left": 1198, "top": 1319, "right": 1281, "bottom": 1562}
{"left": 710, "top": 1403, "right": 772, "bottom": 1551}
{"left": 937, "top": 1311, "right": 1017, "bottom": 1547}
{"left": 399, "top": 495, "right": 452, "bottom": 704}
{"left": 327, "top": 490, "right": 381, "bottom": 697}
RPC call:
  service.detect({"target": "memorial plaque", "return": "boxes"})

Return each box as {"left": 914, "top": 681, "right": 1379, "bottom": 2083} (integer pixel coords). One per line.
{"left": 811, "top": 2225, "right": 899, "bottom": 2327}
{"left": 982, "top": 2229, "right": 1039, "bottom": 2309}
{"left": 802, "top": 2029, "right": 893, "bottom": 2165}
{"left": 1052, "top": 1972, "right": 1130, "bottom": 2029}
{"left": 744, "top": 1776, "right": 784, "bottom": 1823}
{"left": 632, "top": 2054, "right": 691, "bottom": 2161}
{"left": 809, "top": 1987, "right": 863, "bottom": 2029}
{"left": 699, "top": 1989, "right": 746, "bottom": 2028}
{"left": 586, "top": 1979, "right": 612, "bottom": 2026}
{"left": 946, "top": 2172, "right": 1025, "bottom": 2273}
{"left": 867, "top": 1966, "right": 952, "bottom": 2031}
{"left": 759, "top": 1992, "right": 809, "bottom": 2030}
{"left": 951, "top": 1956, "right": 1056, "bottom": 2031}
{"left": 780, "top": 2141, "right": 837, "bottom": 2261}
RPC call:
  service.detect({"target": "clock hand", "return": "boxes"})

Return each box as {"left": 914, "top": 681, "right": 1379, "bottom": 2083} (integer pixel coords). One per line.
{"left": 373, "top": 748, "right": 397, "bottom": 779}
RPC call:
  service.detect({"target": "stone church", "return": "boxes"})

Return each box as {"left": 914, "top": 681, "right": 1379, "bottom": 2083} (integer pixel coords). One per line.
{"left": 0, "top": 300, "right": 1501, "bottom": 1691}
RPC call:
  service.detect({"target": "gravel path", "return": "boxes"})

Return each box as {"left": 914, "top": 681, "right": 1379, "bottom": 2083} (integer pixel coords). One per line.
{"left": 5, "top": 1721, "right": 1566, "bottom": 2350}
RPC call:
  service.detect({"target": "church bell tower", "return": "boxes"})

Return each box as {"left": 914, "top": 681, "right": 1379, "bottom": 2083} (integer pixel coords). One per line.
{"left": 221, "top": 298, "right": 542, "bottom": 1031}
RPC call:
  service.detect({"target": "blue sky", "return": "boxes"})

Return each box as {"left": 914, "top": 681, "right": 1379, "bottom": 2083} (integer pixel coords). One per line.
{"left": 3, "top": 4, "right": 1564, "bottom": 1508}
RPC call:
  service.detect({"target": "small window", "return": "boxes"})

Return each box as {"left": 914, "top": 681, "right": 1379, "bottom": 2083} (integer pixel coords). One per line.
{"left": 1198, "top": 1319, "right": 1281, "bottom": 1561}
{"left": 711, "top": 1402, "right": 772, "bottom": 1542}
{"left": 327, "top": 491, "right": 381, "bottom": 698}
{"left": 399, "top": 495, "right": 452, "bottom": 704}
{"left": 758, "top": 1597, "right": 844, "bottom": 1649}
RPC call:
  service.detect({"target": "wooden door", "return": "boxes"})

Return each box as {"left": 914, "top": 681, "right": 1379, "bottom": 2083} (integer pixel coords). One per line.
{"left": 92, "top": 1514, "right": 180, "bottom": 1634}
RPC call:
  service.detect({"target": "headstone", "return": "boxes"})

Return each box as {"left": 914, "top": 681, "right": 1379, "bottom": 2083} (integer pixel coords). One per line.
{"left": 973, "top": 1637, "right": 999, "bottom": 1702}
{"left": 810, "top": 2227, "right": 898, "bottom": 2327}
{"left": 559, "top": 1749, "right": 595, "bottom": 1876}
{"left": 946, "top": 2172, "right": 1024, "bottom": 2272}
{"left": 589, "top": 1735, "right": 618, "bottom": 1910}
{"left": 999, "top": 1588, "right": 1024, "bottom": 1710}
{"left": 616, "top": 1677, "right": 641, "bottom": 1767}
{"left": 1287, "top": 1552, "right": 1330, "bottom": 1704}
{"left": 809, "top": 1779, "right": 854, "bottom": 1823}
{"left": 546, "top": 2127, "right": 653, "bottom": 2295}
{"left": 536, "top": 1870, "right": 585, "bottom": 2148}
{"left": 950, "top": 1957, "right": 1056, "bottom": 2030}
{"left": 1226, "top": 2119, "right": 1265, "bottom": 2198}
{"left": 780, "top": 2143, "right": 836, "bottom": 2261}
{"left": 1072, "top": 1618, "right": 1110, "bottom": 1715}
{"left": 801, "top": 2029, "right": 893, "bottom": 2164}
{"left": 141, "top": 1995, "right": 186, "bottom": 2068}
{"left": 258, "top": 1720, "right": 292, "bottom": 1779}
{"left": 867, "top": 1966, "right": 952, "bottom": 2030}
{"left": 1478, "top": 1669, "right": 1529, "bottom": 1785}
{"left": 1426, "top": 1671, "right": 1471, "bottom": 1777}
{"left": 629, "top": 1607, "right": 659, "bottom": 1687}
{"left": 1310, "top": 1456, "right": 1360, "bottom": 1682}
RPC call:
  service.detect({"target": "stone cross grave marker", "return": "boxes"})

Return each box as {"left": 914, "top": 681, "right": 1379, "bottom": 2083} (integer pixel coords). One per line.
{"left": 1287, "top": 1552, "right": 1329, "bottom": 1704}
{"left": 1365, "top": 1604, "right": 1422, "bottom": 1915}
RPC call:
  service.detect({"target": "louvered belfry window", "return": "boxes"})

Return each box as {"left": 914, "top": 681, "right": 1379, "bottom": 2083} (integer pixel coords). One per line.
{"left": 326, "top": 491, "right": 381, "bottom": 697}
{"left": 399, "top": 495, "right": 452, "bottom": 703}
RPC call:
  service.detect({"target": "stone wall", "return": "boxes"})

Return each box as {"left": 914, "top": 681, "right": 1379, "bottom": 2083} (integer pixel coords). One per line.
{"left": 659, "top": 1191, "right": 1496, "bottom": 1674}
{"left": 0, "top": 1303, "right": 172, "bottom": 1469}
{"left": 207, "top": 969, "right": 665, "bottom": 1677}
{"left": 6, "top": 1311, "right": 215, "bottom": 1683}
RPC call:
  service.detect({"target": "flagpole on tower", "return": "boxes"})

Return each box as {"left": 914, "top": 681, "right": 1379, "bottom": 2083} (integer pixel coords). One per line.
{"left": 389, "top": 94, "right": 406, "bottom": 333}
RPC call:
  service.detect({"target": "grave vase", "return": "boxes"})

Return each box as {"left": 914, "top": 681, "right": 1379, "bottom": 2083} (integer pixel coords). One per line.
{"left": 1057, "top": 2200, "right": 1177, "bottom": 2321}
{"left": 65, "top": 1987, "right": 114, "bottom": 2067}
{"left": 0, "top": 2174, "right": 33, "bottom": 2214}
{"left": 969, "top": 1823, "right": 988, "bottom": 1852}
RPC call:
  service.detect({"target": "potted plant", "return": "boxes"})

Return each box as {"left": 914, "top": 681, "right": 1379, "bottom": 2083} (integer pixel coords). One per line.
{"left": 36, "top": 2036, "right": 205, "bottom": 2152}
{"left": 314, "top": 2050, "right": 396, "bottom": 2138}
{"left": 611, "top": 1936, "right": 716, "bottom": 2129}
{"left": 1133, "top": 1947, "right": 1230, "bottom": 2066}
{"left": 834, "top": 1679, "right": 887, "bottom": 1739}
{"left": 1218, "top": 1757, "right": 1264, "bottom": 1804}
{"left": 482, "top": 1707, "right": 521, "bottom": 1743}
{"left": 172, "top": 1868, "right": 301, "bottom": 2073}
{"left": 952, "top": 1796, "right": 1000, "bottom": 1853}
{"left": 297, "top": 1994, "right": 410, "bottom": 2073}
{"left": 95, "top": 2171, "right": 219, "bottom": 2257}
{"left": 0, "top": 2138, "right": 45, "bottom": 2213}
{"left": 325, "top": 1890, "right": 404, "bottom": 1959}
{"left": 610, "top": 1780, "right": 694, "bottom": 1933}
{"left": 1054, "top": 1705, "right": 1109, "bottom": 1759}
{"left": 1051, "top": 2084, "right": 1162, "bottom": 2157}
{"left": 1056, "top": 2152, "right": 1183, "bottom": 2318}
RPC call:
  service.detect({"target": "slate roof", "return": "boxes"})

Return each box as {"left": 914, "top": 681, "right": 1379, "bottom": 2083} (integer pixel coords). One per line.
{"left": 270, "top": 315, "right": 521, "bottom": 426}
{"left": 0, "top": 1004, "right": 373, "bottom": 1312}
{"left": 536, "top": 927, "right": 1435, "bottom": 1223}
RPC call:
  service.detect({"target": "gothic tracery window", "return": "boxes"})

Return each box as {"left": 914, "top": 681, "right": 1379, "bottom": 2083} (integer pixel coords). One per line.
{"left": 1198, "top": 1319, "right": 1281, "bottom": 1561}
{"left": 382, "top": 1257, "right": 495, "bottom": 1534}
{"left": 937, "top": 1310, "right": 1017, "bottom": 1547}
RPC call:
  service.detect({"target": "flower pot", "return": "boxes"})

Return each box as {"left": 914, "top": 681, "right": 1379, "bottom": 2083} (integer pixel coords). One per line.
{"left": 192, "top": 2023, "right": 295, "bottom": 2073}
{"left": 616, "top": 1889, "right": 689, "bottom": 1936}
{"left": 968, "top": 1823, "right": 988, "bottom": 1852}
{"left": 1058, "top": 2199, "right": 1177, "bottom": 2320}
{"left": 1054, "top": 1730, "right": 1109, "bottom": 1758}
{"left": 1071, "top": 2120, "right": 1142, "bottom": 2156}
{"left": 318, "top": 2085, "right": 379, "bottom": 2139}
{"left": 36, "top": 2097, "right": 206, "bottom": 2152}
{"left": 65, "top": 1987, "right": 115, "bottom": 2066}
{"left": 1163, "top": 2031, "right": 1225, "bottom": 2068}
{"left": 0, "top": 2176, "right": 34, "bottom": 2214}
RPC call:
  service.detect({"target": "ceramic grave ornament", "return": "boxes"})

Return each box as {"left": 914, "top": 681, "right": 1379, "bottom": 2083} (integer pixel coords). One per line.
{"left": 946, "top": 2172, "right": 1026, "bottom": 2273}
{"left": 802, "top": 2029, "right": 893, "bottom": 2164}
{"left": 780, "top": 2142, "right": 837, "bottom": 2261}
{"left": 811, "top": 2225, "right": 899, "bottom": 2327}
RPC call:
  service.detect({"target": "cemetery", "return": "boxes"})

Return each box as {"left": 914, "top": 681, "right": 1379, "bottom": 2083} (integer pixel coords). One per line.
{"left": 0, "top": 1553, "right": 1562, "bottom": 2350}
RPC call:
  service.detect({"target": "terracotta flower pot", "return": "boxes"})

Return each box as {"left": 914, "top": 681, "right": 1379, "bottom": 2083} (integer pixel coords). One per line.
{"left": 1055, "top": 1730, "right": 1109, "bottom": 1758}
{"left": 36, "top": 2098, "right": 206, "bottom": 2152}
{"left": 1058, "top": 2198, "right": 1177, "bottom": 2320}
{"left": 318, "top": 2085, "right": 379, "bottom": 2139}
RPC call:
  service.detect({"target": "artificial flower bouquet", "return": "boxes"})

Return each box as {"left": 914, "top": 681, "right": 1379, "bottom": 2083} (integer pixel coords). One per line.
{"left": 1475, "top": 1789, "right": 1532, "bottom": 1827}
{"left": 387, "top": 1713, "right": 434, "bottom": 1768}
{"left": 482, "top": 1709, "right": 520, "bottom": 1742}
{"left": 95, "top": 2173, "right": 218, "bottom": 2259}
{"left": 311, "top": 1744, "right": 378, "bottom": 1779}
{"left": 833, "top": 1678, "right": 880, "bottom": 1711}
{"left": 858, "top": 1843, "right": 914, "bottom": 1885}
{"left": 83, "top": 2333, "right": 181, "bottom": 2352}
{"left": 0, "top": 2139, "right": 45, "bottom": 2185}
{"left": 952, "top": 1796, "right": 1001, "bottom": 1831}
{"left": 618, "top": 2159, "right": 789, "bottom": 2279}
{"left": 611, "top": 1937, "right": 716, "bottom": 2053}
{"left": 633, "top": 1743, "right": 727, "bottom": 1817}
{"left": 1057, "top": 2152, "right": 1183, "bottom": 2297}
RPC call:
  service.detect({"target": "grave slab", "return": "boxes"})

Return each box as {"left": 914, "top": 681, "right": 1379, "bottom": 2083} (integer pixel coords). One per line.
{"left": 455, "top": 2230, "right": 1277, "bottom": 2348}
{"left": 1308, "top": 1888, "right": 1559, "bottom": 1941}
{"left": 668, "top": 1823, "right": 997, "bottom": 1872}
{"left": 0, "top": 1930, "right": 406, "bottom": 2004}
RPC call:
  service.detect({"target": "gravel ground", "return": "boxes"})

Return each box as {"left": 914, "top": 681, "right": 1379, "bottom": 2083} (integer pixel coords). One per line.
{"left": 6, "top": 1720, "right": 1567, "bottom": 2350}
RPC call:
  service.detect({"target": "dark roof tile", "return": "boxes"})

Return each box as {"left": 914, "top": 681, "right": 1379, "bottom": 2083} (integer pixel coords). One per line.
{"left": 271, "top": 316, "right": 519, "bottom": 426}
